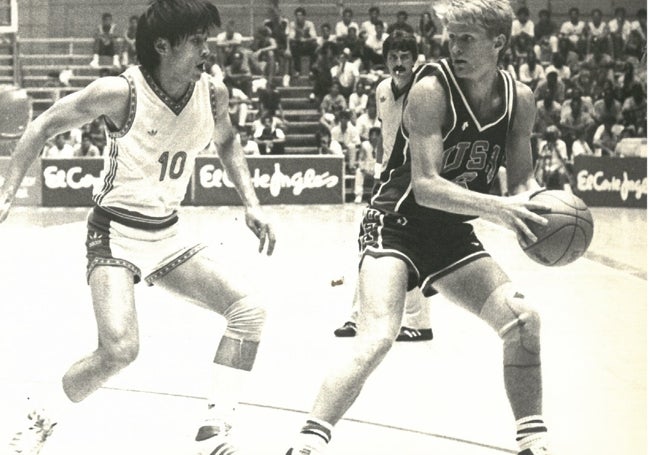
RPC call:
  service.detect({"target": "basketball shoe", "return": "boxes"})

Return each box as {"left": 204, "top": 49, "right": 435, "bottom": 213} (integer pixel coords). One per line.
{"left": 333, "top": 321, "right": 357, "bottom": 337}
{"left": 395, "top": 327, "right": 433, "bottom": 342}
{"left": 8, "top": 409, "right": 57, "bottom": 455}
{"left": 194, "top": 416, "right": 242, "bottom": 455}
{"left": 519, "top": 448, "right": 552, "bottom": 455}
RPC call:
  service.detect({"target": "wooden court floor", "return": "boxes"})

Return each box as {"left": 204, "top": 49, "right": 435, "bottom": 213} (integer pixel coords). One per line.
{"left": 0, "top": 203, "right": 646, "bottom": 455}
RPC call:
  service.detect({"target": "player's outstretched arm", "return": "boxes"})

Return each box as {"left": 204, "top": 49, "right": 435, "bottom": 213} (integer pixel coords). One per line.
{"left": 0, "top": 77, "right": 129, "bottom": 223}
{"left": 505, "top": 81, "right": 544, "bottom": 197}
{"left": 211, "top": 80, "right": 276, "bottom": 255}
{"left": 404, "top": 77, "right": 548, "bottom": 243}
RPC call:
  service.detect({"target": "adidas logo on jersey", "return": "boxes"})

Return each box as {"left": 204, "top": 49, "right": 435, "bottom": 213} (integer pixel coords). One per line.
{"left": 87, "top": 231, "right": 105, "bottom": 248}
{"left": 147, "top": 128, "right": 158, "bottom": 136}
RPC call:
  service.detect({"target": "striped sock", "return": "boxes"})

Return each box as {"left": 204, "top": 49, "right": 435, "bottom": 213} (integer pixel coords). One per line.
{"left": 516, "top": 415, "right": 548, "bottom": 451}
{"left": 290, "top": 418, "right": 333, "bottom": 454}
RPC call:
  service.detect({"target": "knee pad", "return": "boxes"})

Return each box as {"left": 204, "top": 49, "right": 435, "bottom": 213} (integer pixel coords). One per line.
{"left": 222, "top": 296, "right": 267, "bottom": 342}
{"left": 480, "top": 284, "right": 541, "bottom": 368}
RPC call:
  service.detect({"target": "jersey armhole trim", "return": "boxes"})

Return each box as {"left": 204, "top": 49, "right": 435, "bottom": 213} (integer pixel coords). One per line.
{"left": 108, "top": 73, "right": 137, "bottom": 138}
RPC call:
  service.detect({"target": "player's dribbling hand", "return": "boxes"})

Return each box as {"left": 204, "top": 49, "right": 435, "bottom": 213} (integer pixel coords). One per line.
{"left": 245, "top": 206, "right": 276, "bottom": 256}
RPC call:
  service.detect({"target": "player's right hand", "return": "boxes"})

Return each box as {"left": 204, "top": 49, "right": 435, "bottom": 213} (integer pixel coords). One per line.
{"left": 0, "top": 195, "right": 12, "bottom": 223}
{"left": 487, "top": 196, "right": 550, "bottom": 244}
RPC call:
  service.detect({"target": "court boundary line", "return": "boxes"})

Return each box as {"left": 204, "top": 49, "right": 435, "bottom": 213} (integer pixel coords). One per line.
{"left": 100, "top": 385, "right": 517, "bottom": 453}
{"left": 584, "top": 251, "right": 647, "bottom": 280}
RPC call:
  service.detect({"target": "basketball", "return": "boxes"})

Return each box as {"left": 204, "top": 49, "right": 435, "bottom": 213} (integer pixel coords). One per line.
{"left": 519, "top": 190, "right": 594, "bottom": 266}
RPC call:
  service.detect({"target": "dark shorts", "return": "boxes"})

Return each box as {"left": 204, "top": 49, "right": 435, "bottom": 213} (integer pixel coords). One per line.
{"left": 358, "top": 207, "right": 490, "bottom": 296}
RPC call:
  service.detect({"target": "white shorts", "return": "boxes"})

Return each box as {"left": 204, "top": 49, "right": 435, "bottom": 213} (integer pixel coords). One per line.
{"left": 85, "top": 206, "right": 205, "bottom": 285}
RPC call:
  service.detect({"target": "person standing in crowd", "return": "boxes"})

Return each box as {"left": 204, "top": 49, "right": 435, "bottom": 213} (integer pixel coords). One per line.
{"left": 286, "top": 1, "right": 554, "bottom": 454}
{"left": 90, "top": 12, "right": 121, "bottom": 68}
{"left": 2, "top": 3, "right": 276, "bottom": 455}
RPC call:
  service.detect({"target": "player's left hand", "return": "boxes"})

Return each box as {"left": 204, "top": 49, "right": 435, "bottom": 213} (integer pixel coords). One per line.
{"left": 245, "top": 206, "right": 276, "bottom": 256}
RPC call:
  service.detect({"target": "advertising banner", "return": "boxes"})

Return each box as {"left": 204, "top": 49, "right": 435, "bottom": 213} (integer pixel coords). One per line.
{"left": 0, "top": 157, "right": 41, "bottom": 206}
{"left": 194, "top": 156, "right": 344, "bottom": 205}
{"left": 574, "top": 155, "right": 647, "bottom": 208}
{"left": 41, "top": 158, "right": 104, "bottom": 207}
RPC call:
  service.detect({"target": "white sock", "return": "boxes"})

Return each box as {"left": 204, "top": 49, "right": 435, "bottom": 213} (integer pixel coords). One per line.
{"left": 516, "top": 415, "right": 549, "bottom": 451}
{"left": 292, "top": 417, "right": 334, "bottom": 454}
{"left": 204, "top": 363, "right": 249, "bottom": 422}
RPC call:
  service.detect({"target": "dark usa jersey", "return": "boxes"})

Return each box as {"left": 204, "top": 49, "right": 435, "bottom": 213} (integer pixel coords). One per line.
{"left": 371, "top": 58, "right": 516, "bottom": 224}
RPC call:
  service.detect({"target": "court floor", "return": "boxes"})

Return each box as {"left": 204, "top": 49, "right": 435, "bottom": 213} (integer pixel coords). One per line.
{"left": 0, "top": 203, "right": 646, "bottom": 455}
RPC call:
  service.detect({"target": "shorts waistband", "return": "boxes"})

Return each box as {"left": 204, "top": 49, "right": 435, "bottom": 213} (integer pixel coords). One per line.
{"left": 93, "top": 205, "right": 179, "bottom": 230}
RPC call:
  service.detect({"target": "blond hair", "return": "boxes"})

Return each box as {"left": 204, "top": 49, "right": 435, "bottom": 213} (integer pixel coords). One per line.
{"left": 443, "top": 0, "right": 514, "bottom": 42}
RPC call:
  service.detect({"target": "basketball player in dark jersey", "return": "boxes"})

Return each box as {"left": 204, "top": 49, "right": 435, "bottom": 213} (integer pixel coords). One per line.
{"left": 286, "top": 1, "right": 554, "bottom": 454}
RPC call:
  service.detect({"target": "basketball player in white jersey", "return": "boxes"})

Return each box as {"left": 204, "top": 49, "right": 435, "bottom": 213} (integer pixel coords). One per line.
{"left": 0, "top": 1, "right": 274, "bottom": 454}
{"left": 286, "top": 1, "right": 555, "bottom": 454}
{"left": 334, "top": 30, "right": 432, "bottom": 342}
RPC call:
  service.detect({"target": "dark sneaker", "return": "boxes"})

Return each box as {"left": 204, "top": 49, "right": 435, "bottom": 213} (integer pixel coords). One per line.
{"left": 194, "top": 418, "right": 241, "bottom": 454}
{"left": 333, "top": 321, "right": 357, "bottom": 337}
{"left": 519, "top": 448, "right": 552, "bottom": 455}
{"left": 8, "top": 409, "right": 57, "bottom": 455}
{"left": 395, "top": 327, "right": 433, "bottom": 342}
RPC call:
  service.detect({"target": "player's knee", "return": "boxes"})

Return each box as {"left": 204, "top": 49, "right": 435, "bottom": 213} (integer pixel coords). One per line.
{"left": 101, "top": 336, "right": 139, "bottom": 369}
{"left": 480, "top": 285, "right": 541, "bottom": 367}
{"left": 222, "top": 296, "right": 267, "bottom": 342}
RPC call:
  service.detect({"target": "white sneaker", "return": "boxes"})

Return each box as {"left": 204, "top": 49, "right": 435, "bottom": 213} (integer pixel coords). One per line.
{"left": 89, "top": 56, "right": 99, "bottom": 68}
{"left": 8, "top": 409, "right": 57, "bottom": 455}
{"left": 282, "top": 74, "right": 290, "bottom": 87}
{"left": 194, "top": 417, "right": 240, "bottom": 455}
{"left": 112, "top": 55, "right": 120, "bottom": 68}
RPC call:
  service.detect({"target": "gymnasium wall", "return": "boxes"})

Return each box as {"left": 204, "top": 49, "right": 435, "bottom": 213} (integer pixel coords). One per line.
{"left": 16, "top": 0, "right": 647, "bottom": 39}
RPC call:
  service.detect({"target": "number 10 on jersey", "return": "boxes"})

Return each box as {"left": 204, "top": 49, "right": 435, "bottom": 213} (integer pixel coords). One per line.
{"left": 158, "top": 151, "right": 187, "bottom": 181}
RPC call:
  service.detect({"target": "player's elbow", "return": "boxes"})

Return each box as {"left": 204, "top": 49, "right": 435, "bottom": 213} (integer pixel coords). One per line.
{"left": 411, "top": 176, "right": 435, "bottom": 206}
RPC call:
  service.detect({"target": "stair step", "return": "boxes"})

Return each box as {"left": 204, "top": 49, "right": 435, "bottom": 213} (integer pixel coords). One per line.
{"left": 285, "top": 146, "right": 319, "bottom": 155}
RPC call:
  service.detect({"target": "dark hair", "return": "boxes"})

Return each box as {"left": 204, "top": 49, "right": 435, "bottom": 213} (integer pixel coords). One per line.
{"left": 614, "top": 7, "right": 626, "bottom": 16}
{"left": 516, "top": 7, "right": 529, "bottom": 16}
{"left": 538, "top": 9, "right": 550, "bottom": 18}
{"left": 569, "top": 7, "right": 579, "bottom": 15}
{"left": 396, "top": 10, "right": 408, "bottom": 19}
{"left": 591, "top": 8, "right": 602, "bottom": 16}
{"left": 382, "top": 30, "right": 418, "bottom": 61}
{"left": 343, "top": 8, "right": 353, "bottom": 16}
{"left": 136, "top": 0, "right": 221, "bottom": 72}
{"left": 294, "top": 7, "right": 306, "bottom": 16}
{"left": 102, "top": 12, "right": 112, "bottom": 20}
{"left": 368, "top": 6, "right": 379, "bottom": 14}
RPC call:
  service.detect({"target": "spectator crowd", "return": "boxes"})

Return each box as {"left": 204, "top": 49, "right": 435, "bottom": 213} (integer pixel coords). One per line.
{"left": 28, "top": 5, "right": 648, "bottom": 198}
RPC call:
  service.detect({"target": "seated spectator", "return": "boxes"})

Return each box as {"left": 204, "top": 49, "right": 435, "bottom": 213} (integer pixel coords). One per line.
{"left": 586, "top": 8, "right": 613, "bottom": 56}
{"left": 560, "top": 89, "right": 595, "bottom": 123}
{"left": 511, "top": 7, "right": 535, "bottom": 60}
{"left": 609, "top": 7, "right": 632, "bottom": 60}
{"left": 518, "top": 49, "right": 545, "bottom": 90}
{"left": 630, "top": 8, "right": 647, "bottom": 42}
{"left": 43, "top": 133, "right": 74, "bottom": 158}
{"left": 338, "top": 26, "right": 365, "bottom": 71}
{"left": 263, "top": 5, "right": 291, "bottom": 87}
{"left": 224, "top": 51, "right": 253, "bottom": 97}
{"left": 73, "top": 132, "right": 101, "bottom": 157}
{"left": 237, "top": 126, "right": 260, "bottom": 155}
{"left": 348, "top": 80, "right": 369, "bottom": 118}
{"left": 593, "top": 85, "right": 623, "bottom": 123}
{"left": 534, "top": 94, "right": 562, "bottom": 135}
{"left": 331, "top": 48, "right": 359, "bottom": 99}
{"left": 544, "top": 53, "right": 571, "bottom": 82}
{"left": 571, "top": 129, "right": 594, "bottom": 159}
{"left": 534, "top": 126, "right": 572, "bottom": 191}
{"left": 616, "top": 61, "right": 642, "bottom": 99}
{"left": 215, "top": 19, "right": 244, "bottom": 67}
{"left": 583, "top": 40, "right": 615, "bottom": 84}
{"left": 122, "top": 15, "right": 138, "bottom": 67}
{"left": 335, "top": 8, "right": 359, "bottom": 42}
{"left": 621, "top": 83, "right": 647, "bottom": 129}
{"left": 330, "top": 109, "right": 361, "bottom": 171}
{"left": 557, "top": 36, "right": 581, "bottom": 75}
{"left": 43, "top": 71, "right": 63, "bottom": 88}
{"left": 355, "top": 101, "right": 380, "bottom": 141}
{"left": 257, "top": 79, "right": 285, "bottom": 121}
{"left": 225, "top": 81, "right": 251, "bottom": 128}
{"left": 87, "top": 117, "right": 107, "bottom": 153}
{"left": 316, "top": 128, "right": 343, "bottom": 155}
{"left": 316, "top": 23, "right": 337, "bottom": 52}
{"left": 559, "top": 7, "right": 587, "bottom": 56}
{"left": 248, "top": 26, "right": 277, "bottom": 80}
{"left": 615, "top": 126, "right": 647, "bottom": 157}
{"left": 287, "top": 7, "right": 318, "bottom": 77}
{"left": 498, "top": 50, "right": 517, "bottom": 81}
{"left": 253, "top": 113, "right": 285, "bottom": 155}
{"left": 387, "top": 10, "right": 414, "bottom": 35}
{"left": 354, "top": 126, "right": 380, "bottom": 203}
{"left": 623, "top": 29, "right": 645, "bottom": 62}
{"left": 592, "top": 115, "right": 624, "bottom": 156}
{"left": 418, "top": 12, "right": 438, "bottom": 59}
{"left": 310, "top": 45, "right": 336, "bottom": 103}
{"left": 363, "top": 21, "right": 389, "bottom": 71}
{"left": 320, "top": 81, "right": 347, "bottom": 117}
{"left": 534, "top": 9, "right": 558, "bottom": 63}
{"left": 90, "top": 12, "right": 120, "bottom": 68}
{"left": 560, "top": 95, "right": 596, "bottom": 150}
{"left": 569, "top": 70, "right": 596, "bottom": 103}
{"left": 360, "top": 6, "right": 387, "bottom": 40}
{"left": 534, "top": 70, "right": 565, "bottom": 103}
